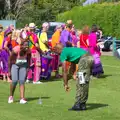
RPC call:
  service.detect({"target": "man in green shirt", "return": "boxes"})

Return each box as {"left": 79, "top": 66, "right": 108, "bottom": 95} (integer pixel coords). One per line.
{"left": 53, "top": 43, "right": 93, "bottom": 111}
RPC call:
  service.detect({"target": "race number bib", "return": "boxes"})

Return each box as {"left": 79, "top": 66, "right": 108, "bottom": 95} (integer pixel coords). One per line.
{"left": 77, "top": 72, "right": 86, "bottom": 84}
{"left": 16, "top": 59, "right": 27, "bottom": 64}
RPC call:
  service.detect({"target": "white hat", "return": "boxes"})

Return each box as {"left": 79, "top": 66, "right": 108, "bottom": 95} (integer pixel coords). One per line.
{"left": 29, "top": 23, "right": 36, "bottom": 29}
{"left": 42, "top": 22, "right": 49, "bottom": 28}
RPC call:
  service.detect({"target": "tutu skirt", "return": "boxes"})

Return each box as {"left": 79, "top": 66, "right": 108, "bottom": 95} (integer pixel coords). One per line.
{"left": 91, "top": 53, "right": 104, "bottom": 76}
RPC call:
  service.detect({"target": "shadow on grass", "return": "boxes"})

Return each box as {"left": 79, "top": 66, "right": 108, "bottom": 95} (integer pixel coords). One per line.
{"left": 100, "top": 74, "right": 112, "bottom": 78}
{"left": 93, "top": 74, "right": 112, "bottom": 79}
{"left": 87, "top": 103, "right": 108, "bottom": 110}
{"left": 15, "top": 97, "right": 50, "bottom": 102}
{"left": 26, "top": 97, "right": 50, "bottom": 101}
{"left": 40, "top": 76, "right": 62, "bottom": 83}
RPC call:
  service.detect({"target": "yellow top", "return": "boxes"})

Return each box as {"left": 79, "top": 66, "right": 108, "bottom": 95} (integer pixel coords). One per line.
{"left": 39, "top": 32, "right": 48, "bottom": 52}
{"left": 0, "top": 32, "right": 4, "bottom": 49}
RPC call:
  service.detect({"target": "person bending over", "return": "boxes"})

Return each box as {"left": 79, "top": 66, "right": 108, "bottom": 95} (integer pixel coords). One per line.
{"left": 8, "top": 41, "right": 31, "bottom": 104}
{"left": 53, "top": 43, "right": 93, "bottom": 111}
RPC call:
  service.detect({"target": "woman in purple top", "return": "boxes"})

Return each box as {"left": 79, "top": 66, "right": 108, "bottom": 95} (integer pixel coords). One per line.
{"left": 1, "top": 28, "right": 13, "bottom": 82}
{"left": 60, "top": 24, "right": 72, "bottom": 47}
{"left": 71, "top": 26, "right": 78, "bottom": 47}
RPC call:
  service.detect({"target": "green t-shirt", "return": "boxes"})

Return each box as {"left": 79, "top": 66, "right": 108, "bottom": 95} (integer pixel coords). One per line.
{"left": 60, "top": 47, "right": 87, "bottom": 64}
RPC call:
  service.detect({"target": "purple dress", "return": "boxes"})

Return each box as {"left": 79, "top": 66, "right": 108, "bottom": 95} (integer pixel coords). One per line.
{"left": 1, "top": 36, "right": 11, "bottom": 74}
{"left": 91, "top": 53, "right": 104, "bottom": 76}
{"left": 40, "top": 54, "right": 53, "bottom": 80}
{"left": 71, "top": 32, "right": 78, "bottom": 47}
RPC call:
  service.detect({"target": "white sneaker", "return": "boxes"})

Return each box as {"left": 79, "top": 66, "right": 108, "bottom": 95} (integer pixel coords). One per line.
{"left": 20, "top": 98, "right": 27, "bottom": 104}
{"left": 8, "top": 96, "right": 13, "bottom": 103}
{"left": 33, "top": 81, "right": 43, "bottom": 84}
{"left": 26, "top": 79, "right": 30, "bottom": 83}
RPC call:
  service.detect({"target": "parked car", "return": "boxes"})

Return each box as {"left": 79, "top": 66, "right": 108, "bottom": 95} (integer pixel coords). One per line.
{"left": 48, "top": 22, "right": 65, "bottom": 39}
{"left": 102, "top": 37, "right": 113, "bottom": 51}
{"left": 98, "top": 36, "right": 113, "bottom": 51}
{"left": 98, "top": 36, "right": 120, "bottom": 52}
{"left": 46, "top": 22, "right": 65, "bottom": 47}
{"left": 35, "top": 22, "right": 65, "bottom": 41}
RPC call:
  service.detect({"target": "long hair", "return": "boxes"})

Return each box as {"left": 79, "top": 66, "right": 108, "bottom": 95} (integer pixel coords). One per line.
{"left": 82, "top": 25, "right": 89, "bottom": 34}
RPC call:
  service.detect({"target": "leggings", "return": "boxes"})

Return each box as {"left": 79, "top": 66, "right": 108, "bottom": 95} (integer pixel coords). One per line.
{"left": 11, "top": 64, "right": 27, "bottom": 85}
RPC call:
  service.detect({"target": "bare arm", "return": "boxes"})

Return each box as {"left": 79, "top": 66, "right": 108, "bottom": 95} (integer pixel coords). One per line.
{"left": 77, "top": 41, "right": 80, "bottom": 48}
{"left": 27, "top": 49, "right": 31, "bottom": 68}
{"left": 4, "top": 41, "right": 9, "bottom": 51}
{"left": 86, "top": 39, "right": 89, "bottom": 47}
{"left": 62, "top": 62, "right": 68, "bottom": 86}
{"left": 35, "top": 43, "right": 44, "bottom": 54}
{"left": 44, "top": 41, "right": 49, "bottom": 48}
{"left": 8, "top": 51, "right": 17, "bottom": 73}
{"left": 62, "top": 62, "right": 70, "bottom": 91}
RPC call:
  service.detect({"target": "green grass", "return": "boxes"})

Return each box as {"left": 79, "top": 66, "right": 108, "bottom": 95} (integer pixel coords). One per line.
{"left": 0, "top": 56, "right": 120, "bottom": 120}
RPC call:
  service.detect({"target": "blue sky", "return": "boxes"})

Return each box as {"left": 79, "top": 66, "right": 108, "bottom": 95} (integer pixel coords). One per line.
{"left": 83, "top": 0, "right": 98, "bottom": 6}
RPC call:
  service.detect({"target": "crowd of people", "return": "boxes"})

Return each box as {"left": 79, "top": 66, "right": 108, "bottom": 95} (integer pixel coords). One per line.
{"left": 0, "top": 20, "right": 104, "bottom": 109}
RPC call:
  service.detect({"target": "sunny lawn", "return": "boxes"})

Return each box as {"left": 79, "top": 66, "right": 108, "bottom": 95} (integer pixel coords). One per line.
{"left": 0, "top": 56, "right": 120, "bottom": 120}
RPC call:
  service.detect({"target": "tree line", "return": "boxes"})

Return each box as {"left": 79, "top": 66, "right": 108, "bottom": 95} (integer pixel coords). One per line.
{"left": 0, "top": 0, "right": 84, "bottom": 27}
{"left": 0, "top": 0, "right": 120, "bottom": 28}
{"left": 57, "top": 2, "right": 120, "bottom": 38}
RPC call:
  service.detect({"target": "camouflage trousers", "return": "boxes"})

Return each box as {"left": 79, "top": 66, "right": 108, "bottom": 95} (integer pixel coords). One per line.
{"left": 75, "top": 54, "right": 93, "bottom": 104}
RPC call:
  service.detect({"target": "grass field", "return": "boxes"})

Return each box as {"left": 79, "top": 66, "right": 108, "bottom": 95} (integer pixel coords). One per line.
{"left": 0, "top": 56, "right": 120, "bottom": 120}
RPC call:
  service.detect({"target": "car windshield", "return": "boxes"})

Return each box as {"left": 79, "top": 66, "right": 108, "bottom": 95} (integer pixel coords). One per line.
{"left": 47, "top": 26, "right": 56, "bottom": 39}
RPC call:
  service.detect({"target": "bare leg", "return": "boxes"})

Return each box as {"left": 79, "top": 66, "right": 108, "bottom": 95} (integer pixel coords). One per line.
{"left": 68, "top": 63, "right": 76, "bottom": 79}
{"left": 55, "top": 70, "right": 59, "bottom": 77}
{"left": 7, "top": 75, "right": 12, "bottom": 83}
{"left": 3, "top": 74, "right": 7, "bottom": 81}
{"left": 10, "top": 82, "right": 17, "bottom": 96}
{"left": 20, "top": 84, "right": 25, "bottom": 99}
{"left": 55, "top": 69, "right": 62, "bottom": 78}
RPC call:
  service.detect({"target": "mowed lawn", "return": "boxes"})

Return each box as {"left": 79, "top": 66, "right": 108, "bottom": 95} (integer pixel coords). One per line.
{"left": 0, "top": 56, "right": 120, "bottom": 120}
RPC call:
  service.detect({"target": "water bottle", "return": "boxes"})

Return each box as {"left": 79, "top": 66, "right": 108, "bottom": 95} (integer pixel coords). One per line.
{"left": 38, "top": 98, "right": 42, "bottom": 105}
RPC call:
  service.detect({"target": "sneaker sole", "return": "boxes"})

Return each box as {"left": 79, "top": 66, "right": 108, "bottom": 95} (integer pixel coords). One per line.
{"left": 8, "top": 101, "right": 13, "bottom": 104}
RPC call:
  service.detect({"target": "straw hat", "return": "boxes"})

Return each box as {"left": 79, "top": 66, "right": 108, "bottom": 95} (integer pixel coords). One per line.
{"left": 29, "top": 23, "right": 36, "bottom": 29}
{"left": 67, "top": 20, "right": 73, "bottom": 25}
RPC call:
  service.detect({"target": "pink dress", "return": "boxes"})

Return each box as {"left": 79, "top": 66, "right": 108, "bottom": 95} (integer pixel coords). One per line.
{"left": 89, "top": 33, "right": 103, "bottom": 76}
{"left": 88, "top": 33, "right": 101, "bottom": 56}
{"left": 27, "top": 32, "right": 41, "bottom": 82}
{"left": 71, "top": 31, "right": 78, "bottom": 47}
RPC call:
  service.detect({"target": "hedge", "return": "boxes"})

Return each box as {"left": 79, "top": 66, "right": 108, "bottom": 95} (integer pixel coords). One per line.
{"left": 57, "top": 2, "right": 120, "bottom": 38}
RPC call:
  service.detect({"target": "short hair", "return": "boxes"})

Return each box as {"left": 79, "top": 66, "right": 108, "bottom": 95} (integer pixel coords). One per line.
{"left": 66, "top": 23, "right": 73, "bottom": 29}
{"left": 53, "top": 43, "right": 63, "bottom": 51}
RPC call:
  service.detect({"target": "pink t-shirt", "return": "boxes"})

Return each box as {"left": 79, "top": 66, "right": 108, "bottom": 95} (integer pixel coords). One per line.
{"left": 88, "top": 33, "right": 101, "bottom": 56}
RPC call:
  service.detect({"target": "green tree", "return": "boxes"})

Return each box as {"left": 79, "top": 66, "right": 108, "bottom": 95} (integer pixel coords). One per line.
{"left": 17, "top": 0, "right": 84, "bottom": 27}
